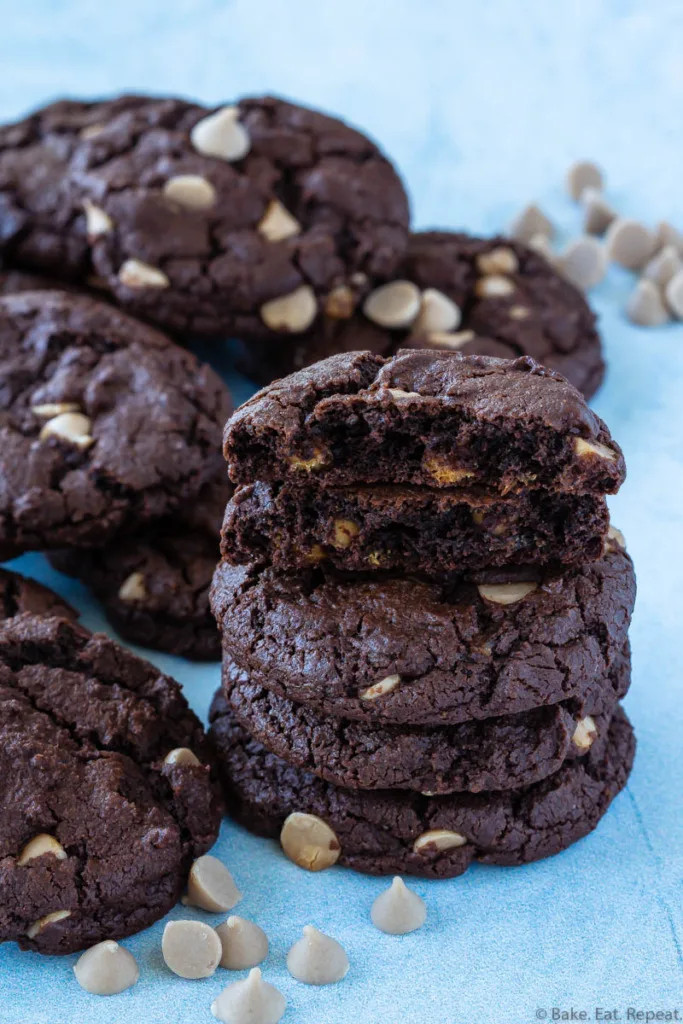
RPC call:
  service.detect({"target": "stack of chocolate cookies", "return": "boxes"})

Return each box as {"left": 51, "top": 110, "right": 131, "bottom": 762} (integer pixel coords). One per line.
{"left": 210, "top": 348, "right": 636, "bottom": 878}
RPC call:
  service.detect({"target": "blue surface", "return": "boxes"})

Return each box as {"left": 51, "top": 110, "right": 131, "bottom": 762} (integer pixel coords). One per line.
{"left": 0, "top": 2, "right": 682, "bottom": 1022}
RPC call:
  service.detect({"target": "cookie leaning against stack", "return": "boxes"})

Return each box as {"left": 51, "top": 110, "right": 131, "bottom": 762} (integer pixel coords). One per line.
{"left": 210, "top": 349, "right": 636, "bottom": 878}
{"left": 0, "top": 289, "right": 233, "bottom": 659}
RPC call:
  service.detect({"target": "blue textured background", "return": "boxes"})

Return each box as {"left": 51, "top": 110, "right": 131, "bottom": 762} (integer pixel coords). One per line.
{"left": 0, "top": 2, "right": 682, "bottom": 1021}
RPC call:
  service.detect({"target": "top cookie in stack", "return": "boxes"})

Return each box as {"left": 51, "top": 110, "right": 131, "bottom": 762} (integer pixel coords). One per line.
{"left": 210, "top": 349, "right": 635, "bottom": 879}
{"left": 222, "top": 349, "right": 623, "bottom": 575}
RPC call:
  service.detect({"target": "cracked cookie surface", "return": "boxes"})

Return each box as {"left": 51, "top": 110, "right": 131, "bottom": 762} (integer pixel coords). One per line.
{"left": 235, "top": 232, "right": 605, "bottom": 398}
{"left": 0, "top": 614, "right": 222, "bottom": 954}
{"left": 0, "top": 290, "right": 232, "bottom": 559}
{"left": 210, "top": 543, "right": 635, "bottom": 727}
{"left": 0, "top": 94, "right": 410, "bottom": 339}
{"left": 225, "top": 350, "right": 624, "bottom": 496}
{"left": 49, "top": 476, "right": 229, "bottom": 660}
{"left": 208, "top": 697, "right": 634, "bottom": 878}
{"left": 221, "top": 645, "right": 629, "bottom": 793}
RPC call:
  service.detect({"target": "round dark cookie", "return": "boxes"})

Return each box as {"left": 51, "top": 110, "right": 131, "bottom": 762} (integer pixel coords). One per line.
{"left": 221, "top": 645, "right": 629, "bottom": 794}
{"left": 0, "top": 96, "right": 150, "bottom": 277}
{"left": 210, "top": 538, "right": 635, "bottom": 727}
{"left": 0, "top": 567, "right": 78, "bottom": 622}
{"left": 49, "top": 477, "right": 230, "bottom": 660}
{"left": 221, "top": 479, "right": 610, "bottom": 575}
{"left": 225, "top": 350, "right": 624, "bottom": 497}
{"left": 0, "top": 290, "right": 232, "bottom": 559}
{"left": 208, "top": 696, "right": 634, "bottom": 878}
{"left": 1, "top": 94, "right": 410, "bottom": 338}
{"left": 235, "top": 231, "right": 604, "bottom": 399}
{"left": 0, "top": 613, "right": 222, "bottom": 954}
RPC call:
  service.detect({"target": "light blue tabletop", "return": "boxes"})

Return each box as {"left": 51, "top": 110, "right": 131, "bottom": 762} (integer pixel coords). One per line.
{"left": 1, "top": 2, "right": 682, "bottom": 1022}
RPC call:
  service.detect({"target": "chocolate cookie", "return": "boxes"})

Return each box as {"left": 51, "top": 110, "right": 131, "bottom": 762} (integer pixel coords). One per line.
{"left": 208, "top": 697, "right": 634, "bottom": 878}
{"left": 0, "top": 97, "right": 152, "bottom": 277}
{"left": 221, "top": 480, "right": 610, "bottom": 574}
{"left": 221, "top": 645, "right": 629, "bottom": 794}
{"left": 0, "top": 614, "right": 222, "bottom": 954}
{"left": 0, "top": 95, "right": 410, "bottom": 338}
{"left": 210, "top": 536, "right": 635, "bottom": 727}
{"left": 0, "top": 290, "right": 232, "bottom": 559}
{"left": 225, "top": 351, "right": 624, "bottom": 496}
{"left": 234, "top": 232, "right": 604, "bottom": 399}
{"left": 49, "top": 477, "right": 230, "bottom": 660}
{"left": 0, "top": 269, "right": 65, "bottom": 295}
{"left": 0, "top": 567, "right": 77, "bottom": 622}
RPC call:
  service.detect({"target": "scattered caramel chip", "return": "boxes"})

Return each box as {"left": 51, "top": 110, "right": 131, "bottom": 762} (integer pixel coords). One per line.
{"left": 117, "top": 572, "right": 146, "bottom": 602}
{"left": 286, "top": 925, "right": 349, "bottom": 986}
{"left": 643, "top": 245, "right": 683, "bottom": 290}
{"left": 475, "top": 274, "right": 515, "bottom": 298}
{"left": 527, "top": 233, "right": 557, "bottom": 265}
{"left": 477, "top": 247, "right": 519, "bottom": 275}
{"left": 211, "top": 968, "right": 286, "bottom": 1024}
{"left": 411, "top": 287, "right": 461, "bottom": 334}
{"left": 371, "top": 877, "right": 427, "bottom": 935}
{"left": 288, "top": 449, "right": 326, "bottom": 472}
{"left": 162, "top": 920, "right": 222, "bottom": 979}
{"left": 509, "top": 203, "right": 554, "bottom": 244}
{"left": 186, "top": 855, "right": 242, "bottom": 913}
{"left": 303, "top": 544, "right": 327, "bottom": 564}
{"left": 163, "top": 747, "right": 200, "bottom": 767}
{"left": 606, "top": 525, "right": 626, "bottom": 550}
{"left": 261, "top": 286, "right": 317, "bottom": 332}
{"left": 31, "top": 402, "right": 80, "bottom": 418}
{"left": 363, "top": 281, "right": 421, "bottom": 329}
{"left": 27, "top": 910, "right": 71, "bottom": 939}
{"left": 581, "top": 187, "right": 616, "bottom": 236}
{"left": 655, "top": 221, "right": 683, "bottom": 256}
{"left": 163, "top": 174, "right": 216, "bottom": 210}
{"left": 216, "top": 916, "right": 269, "bottom": 971}
{"left": 574, "top": 437, "right": 617, "bottom": 461}
{"left": 626, "top": 279, "right": 670, "bottom": 327}
{"left": 509, "top": 305, "right": 531, "bottom": 320}
{"left": 605, "top": 218, "right": 655, "bottom": 270}
{"left": 331, "top": 519, "right": 359, "bottom": 549}
{"left": 40, "top": 412, "right": 94, "bottom": 450}
{"left": 324, "top": 285, "right": 355, "bottom": 320}
{"left": 73, "top": 940, "right": 139, "bottom": 995}
{"left": 118, "top": 259, "right": 170, "bottom": 290}
{"left": 360, "top": 675, "right": 400, "bottom": 701}
{"left": 83, "top": 199, "right": 113, "bottom": 240}
{"left": 18, "top": 834, "right": 67, "bottom": 865}
{"left": 558, "top": 236, "right": 606, "bottom": 291}
{"left": 572, "top": 715, "right": 598, "bottom": 751}
{"left": 566, "top": 160, "right": 603, "bottom": 201}
{"left": 80, "top": 122, "right": 106, "bottom": 140}
{"left": 424, "top": 455, "right": 476, "bottom": 486}
{"left": 413, "top": 829, "right": 467, "bottom": 853}
{"left": 477, "top": 581, "right": 537, "bottom": 605}
{"left": 257, "top": 199, "right": 301, "bottom": 242}
{"left": 280, "top": 813, "right": 341, "bottom": 871}
{"left": 190, "top": 106, "right": 250, "bottom": 162}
